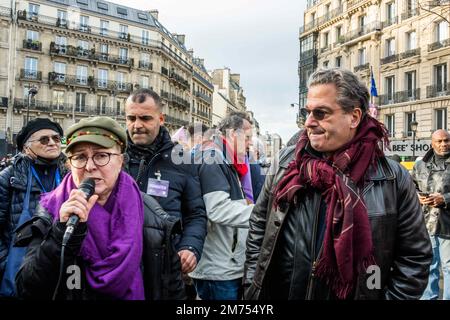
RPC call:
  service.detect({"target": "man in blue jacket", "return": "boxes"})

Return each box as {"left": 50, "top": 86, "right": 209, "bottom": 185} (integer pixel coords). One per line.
{"left": 124, "top": 89, "right": 207, "bottom": 275}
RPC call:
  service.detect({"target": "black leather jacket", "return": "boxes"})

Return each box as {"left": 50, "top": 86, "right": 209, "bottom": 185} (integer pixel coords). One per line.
{"left": 15, "top": 194, "right": 185, "bottom": 300}
{"left": 244, "top": 146, "right": 432, "bottom": 300}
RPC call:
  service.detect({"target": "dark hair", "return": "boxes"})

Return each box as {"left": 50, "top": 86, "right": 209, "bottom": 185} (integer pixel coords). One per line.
{"left": 218, "top": 111, "right": 253, "bottom": 132}
{"left": 127, "top": 88, "right": 162, "bottom": 110}
{"left": 308, "top": 68, "right": 369, "bottom": 114}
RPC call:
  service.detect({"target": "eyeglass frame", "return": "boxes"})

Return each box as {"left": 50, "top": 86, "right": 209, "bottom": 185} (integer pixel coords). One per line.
{"left": 27, "top": 134, "right": 62, "bottom": 145}
{"left": 67, "top": 152, "right": 123, "bottom": 169}
{"left": 304, "top": 106, "right": 362, "bottom": 121}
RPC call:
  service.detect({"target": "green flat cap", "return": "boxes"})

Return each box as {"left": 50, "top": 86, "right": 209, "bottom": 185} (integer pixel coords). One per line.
{"left": 65, "top": 116, "right": 127, "bottom": 153}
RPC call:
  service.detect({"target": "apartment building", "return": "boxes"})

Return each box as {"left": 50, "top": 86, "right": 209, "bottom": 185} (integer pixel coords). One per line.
{"left": 0, "top": 0, "right": 196, "bottom": 153}
{"left": 191, "top": 56, "right": 213, "bottom": 127}
{"left": 298, "top": 0, "right": 450, "bottom": 158}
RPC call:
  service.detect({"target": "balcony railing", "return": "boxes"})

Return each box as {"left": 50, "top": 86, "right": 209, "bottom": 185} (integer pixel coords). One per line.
{"left": 320, "top": 44, "right": 331, "bottom": 54}
{"left": 23, "top": 39, "right": 42, "bottom": 51}
{"left": 400, "top": 48, "right": 420, "bottom": 60}
{"left": 193, "top": 109, "right": 211, "bottom": 119}
{"left": 427, "top": 83, "right": 450, "bottom": 98}
{"left": 160, "top": 90, "right": 170, "bottom": 99}
{"left": 0, "top": 5, "right": 11, "bottom": 17}
{"left": 346, "top": 21, "right": 382, "bottom": 43}
{"left": 381, "top": 54, "right": 399, "bottom": 65}
{"left": 299, "top": 20, "right": 318, "bottom": 34}
{"left": 138, "top": 61, "right": 153, "bottom": 70}
{"left": 428, "top": 38, "right": 450, "bottom": 52}
{"left": 50, "top": 43, "right": 134, "bottom": 67}
{"left": 47, "top": 72, "right": 132, "bottom": 92}
{"left": 354, "top": 63, "right": 369, "bottom": 72}
{"left": 170, "top": 94, "right": 190, "bottom": 109}
{"left": 20, "top": 69, "right": 42, "bottom": 81}
{"left": 379, "top": 93, "right": 401, "bottom": 105}
{"left": 169, "top": 71, "right": 189, "bottom": 89}
{"left": 195, "top": 91, "right": 212, "bottom": 104}
{"left": 401, "top": 8, "right": 419, "bottom": 20}
{"left": 396, "top": 89, "right": 421, "bottom": 103}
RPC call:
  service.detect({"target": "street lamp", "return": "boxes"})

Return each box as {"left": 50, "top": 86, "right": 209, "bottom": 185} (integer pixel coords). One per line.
{"left": 26, "top": 86, "right": 38, "bottom": 125}
{"left": 410, "top": 120, "right": 418, "bottom": 160}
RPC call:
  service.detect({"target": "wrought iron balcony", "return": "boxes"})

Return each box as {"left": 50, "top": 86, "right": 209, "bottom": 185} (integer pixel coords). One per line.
{"left": 164, "top": 115, "right": 189, "bottom": 127}
{"left": 428, "top": 39, "right": 450, "bottom": 52}
{"left": 401, "top": 8, "right": 419, "bottom": 20}
{"left": 195, "top": 91, "right": 212, "bottom": 104}
{"left": 399, "top": 48, "right": 420, "bottom": 60}
{"left": 382, "top": 16, "right": 398, "bottom": 28}
{"left": 354, "top": 63, "right": 369, "bottom": 72}
{"left": 427, "top": 83, "right": 450, "bottom": 98}
{"left": 20, "top": 69, "right": 42, "bottom": 81}
{"left": 160, "top": 90, "right": 170, "bottom": 99}
{"left": 346, "top": 21, "right": 382, "bottom": 43}
{"left": 138, "top": 61, "right": 153, "bottom": 70}
{"left": 396, "top": 89, "right": 421, "bottom": 103}
{"left": 23, "top": 39, "right": 42, "bottom": 51}
{"left": 169, "top": 71, "right": 189, "bottom": 89}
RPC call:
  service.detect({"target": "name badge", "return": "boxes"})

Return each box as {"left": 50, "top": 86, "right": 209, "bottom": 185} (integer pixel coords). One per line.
{"left": 147, "top": 178, "right": 169, "bottom": 197}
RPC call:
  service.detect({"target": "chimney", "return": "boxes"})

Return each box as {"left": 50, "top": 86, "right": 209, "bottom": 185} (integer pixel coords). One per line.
{"left": 176, "top": 34, "right": 185, "bottom": 45}
{"left": 148, "top": 10, "right": 158, "bottom": 20}
{"left": 231, "top": 73, "right": 240, "bottom": 86}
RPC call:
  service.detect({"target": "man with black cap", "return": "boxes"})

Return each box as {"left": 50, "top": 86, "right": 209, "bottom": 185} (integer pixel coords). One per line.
{"left": 0, "top": 118, "right": 66, "bottom": 297}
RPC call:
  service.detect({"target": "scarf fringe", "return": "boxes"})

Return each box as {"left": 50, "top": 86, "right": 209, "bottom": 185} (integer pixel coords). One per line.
{"left": 315, "top": 254, "right": 377, "bottom": 300}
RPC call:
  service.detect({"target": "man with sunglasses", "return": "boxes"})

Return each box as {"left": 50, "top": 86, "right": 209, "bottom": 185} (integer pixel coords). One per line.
{"left": 0, "top": 118, "right": 66, "bottom": 297}
{"left": 244, "top": 68, "right": 432, "bottom": 300}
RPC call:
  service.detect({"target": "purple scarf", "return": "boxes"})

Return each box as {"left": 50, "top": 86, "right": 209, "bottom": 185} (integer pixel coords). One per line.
{"left": 240, "top": 156, "right": 254, "bottom": 203}
{"left": 40, "top": 172, "right": 145, "bottom": 300}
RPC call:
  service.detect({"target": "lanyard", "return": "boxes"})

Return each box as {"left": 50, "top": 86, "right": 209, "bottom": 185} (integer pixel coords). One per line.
{"left": 30, "top": 165, "right": 61, "bottom": 193}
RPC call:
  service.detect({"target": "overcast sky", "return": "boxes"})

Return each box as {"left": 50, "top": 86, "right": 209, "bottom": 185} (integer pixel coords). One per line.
{"left": 109, "top": 0, "right": 306, "bottom": 143}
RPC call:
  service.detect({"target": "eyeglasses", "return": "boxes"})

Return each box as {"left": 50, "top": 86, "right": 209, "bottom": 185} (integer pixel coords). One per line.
{"left": 304, "top": 108, "right": 329, "bottom": 121}
{"left": 28, "top": 135, "right": 61, "bottom": 145}
{"left": 68, "top": 152, "right": 122, "bottom": 169}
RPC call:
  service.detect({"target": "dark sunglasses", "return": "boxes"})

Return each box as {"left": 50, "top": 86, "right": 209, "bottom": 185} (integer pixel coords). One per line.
{"left": 302, "top": 108, "right": 328, "bottom": 121}
{"left": 28, "top": 135, "right": 61, "bottom": 145}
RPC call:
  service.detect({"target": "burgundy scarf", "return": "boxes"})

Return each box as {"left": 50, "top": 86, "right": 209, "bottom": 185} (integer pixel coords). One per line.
{"left": 273, "top": 115, "right": 389, "bottom": 299}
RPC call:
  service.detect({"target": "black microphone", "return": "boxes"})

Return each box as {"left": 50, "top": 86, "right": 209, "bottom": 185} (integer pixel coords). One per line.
{"left": 62, "top": 178, "right": 96, "bottom": 246}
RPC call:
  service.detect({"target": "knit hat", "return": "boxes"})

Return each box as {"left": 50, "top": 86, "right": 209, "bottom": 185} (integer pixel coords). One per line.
{"left": 65, "top": 116, "right": 127, "bottom": 153}
{"left": 16, "top": 118, "right": 63, "bottom": 151}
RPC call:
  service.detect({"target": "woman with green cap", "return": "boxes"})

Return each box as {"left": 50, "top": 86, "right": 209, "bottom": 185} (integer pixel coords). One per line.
{"left": 15, "top": 116, "right": 185, "bottom": 300}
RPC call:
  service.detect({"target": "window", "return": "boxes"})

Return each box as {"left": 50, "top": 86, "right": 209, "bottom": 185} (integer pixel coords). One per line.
{"left": 28, "top": 3, "right": 39, "bottom": 18}
{"left": 52, "top": 91, "right": 65, "bottom": 111}
{"left": 117, "top": 72, "right": 126, "bottom": 90}
{"left": 119, "top": 48, "right": 128, "bottom": 63}
{"left": 97, "top": 2, "right": 108, "bottom": 10}
{"left": 405, "top": 71, "right": 416, "bottom": 99}
{"left": 437, "top": 20, "right": 449, "bottom": 42}
{"left": 97, "top": 96, "right": 107, "bottom": 114}
{"left": 117, "top": 7, "right": 128, "bottom": 16}
{"left": 359, "top": 15, "right": 366, "bottom": 33}
{"left": 142, "top": 76, "right": 149, "bottom": 88}
{"left": 435, "top": 64, "right": 448, "bottom": 93}
{"left": 323, "top": 60, "right": 329, "bottom": 68}
{"left": 407, "top": 0, "right": 416, "bottom": 10}
{"left": 75, "top": 92, "right": 86, "bottom": 112}
{"left": 25, "top": 57, "right": 38, "bottom": 78}
{"left": 386, "top": 3, "right": 395, "bottom": 24}
{"left": 435, "top": 109, "right": 448, "bottom": 130}
{"left": 385, "top": 76, "right": 395, "bottom": 102}
{"left": 336, "top": 26, "right": 342, "bottom": 43}
{"left": 119, "top": 25, "right": 128, "bottom": 40}
{"left": 336, "top": 56, "right": 342, "bottom": 67}
{"left": 78, "top": 40, "right": 88, "bottom": 50}
{"left": 57, "top": 10, "right": 67, "bottom": 26}
{"left": 385, "top": 114, "right": 395, "bottom": 137}
{"left": 98, "top": 69, "right": 108, "bottom": 88}
{"left": 76, "top": 65, "right": 87, "bottom": 84}
{"left": 386, "top": 38, "right": 395, "bottom": 56}
{"left": 358, "top": 47, "right": 366, "bottom": 65}
{"left": 79, "top": 16, "right": 89, "bottom": 32}
{"left": 142, "top": 30, "right": 150, "bottom": 45}
{"left": 323, "top": 32, "right": 329, "bottom": 47}
{"left": 406, "top": 31, "right": 416, "bottom": 50}
{"left": 405, "top": 112, "right": 416, "bottom": 137}
{"left": 54, "top": 62, "right": 66, "bottom": 82}
{"left": 26, "top": 30, "right": 39, "bottom": 41}
{"left": 325, "top": 4, "right": 330, "bottom": 18}
{"left": 55, "top": 36, "right": 66, "bottom": 46}
{"left": 116, "top": 98, "right": 126, "bottom": 116}
{"left": 311, "top": 12, "right": 316, "bottom": 25}
{"left": 300, "top": 34, "right": 313, "bottom": 55}
{"left": 76, "top": 0, "right": 88, "bottom": 5}
{"left": 138, "top": 13, "right": 148, "bottom": 20}
{"left": 100, "top": 20, "right": 109, "bottom": 36}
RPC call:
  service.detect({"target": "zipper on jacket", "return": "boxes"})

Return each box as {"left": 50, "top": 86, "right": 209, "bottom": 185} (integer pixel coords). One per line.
{"left": 305, "top": 196, "right": 322, "bottom": 300}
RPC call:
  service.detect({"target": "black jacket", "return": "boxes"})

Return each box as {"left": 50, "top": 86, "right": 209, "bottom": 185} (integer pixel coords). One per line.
{"left": 0, "top": 153, "right": 66, "bottom": 282}
{"left": 15, "top": 193, "right": 185, "bottom": 300}
{"left": 125, "top": 127, "right": 207, "bottom": 260}
{"left": 244, "top": 145, "right": 432, "bottom": 300}
{"left": 411, "top": 149, "right": 450, "bottom": 238}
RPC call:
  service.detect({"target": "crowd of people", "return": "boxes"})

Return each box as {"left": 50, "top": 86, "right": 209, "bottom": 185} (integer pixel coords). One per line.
{"left": 0, "top": 67, "right": 448, "bottom": 300}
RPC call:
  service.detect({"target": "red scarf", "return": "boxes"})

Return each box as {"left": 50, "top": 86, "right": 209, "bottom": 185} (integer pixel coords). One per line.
{"left": 220, "top": 136, "right": 248, "bottom": 178}
{"left": 273, "top": 115, "right": 389, "bottom": 299}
